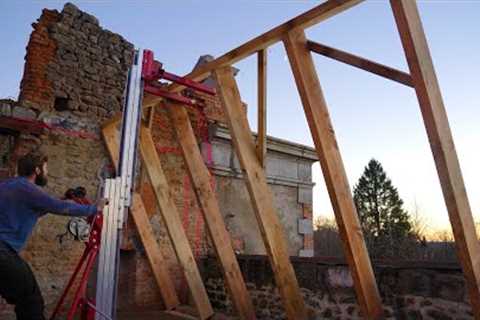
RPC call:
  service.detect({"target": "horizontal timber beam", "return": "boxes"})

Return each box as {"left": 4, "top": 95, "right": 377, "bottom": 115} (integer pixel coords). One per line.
{"left": 140, "top": 0, "right": 364, "bottom": 109}
{"left": 308, "top": 40, "right": 413, "bottom": 87}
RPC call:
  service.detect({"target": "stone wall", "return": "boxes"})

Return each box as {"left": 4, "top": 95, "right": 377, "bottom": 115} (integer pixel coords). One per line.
{"left": 200, "top": 256, "right": 474, "bottom": 320}
{"left": 1, "top": 3, "right": 134, "bottom": 318}
{"left": 0, "top": 2, "right": 318, "bottom": 317}
{"left": 0, "top": 101, "right": 111, "bottom": 319}
{"left": 19, "top": 3, "right": 133, "bottom": 116}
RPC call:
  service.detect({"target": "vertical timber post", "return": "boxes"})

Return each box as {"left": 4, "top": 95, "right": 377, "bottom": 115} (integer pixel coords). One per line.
{"left": 283, "top": 28, "right": 384, "bottom": 319}
{"left": 391, "top": 1, "right": 480, "bottom": 318}
{"left": 257, "top": 49, "right": 267, "bottom": 167}
{"left": 214, "top": 66, "right": 308, "bottom": 320}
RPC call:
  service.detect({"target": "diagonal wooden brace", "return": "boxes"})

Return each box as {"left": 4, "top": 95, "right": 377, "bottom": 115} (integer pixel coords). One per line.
{"left": 213, "top": 66, "right": 308, "bottom": 320}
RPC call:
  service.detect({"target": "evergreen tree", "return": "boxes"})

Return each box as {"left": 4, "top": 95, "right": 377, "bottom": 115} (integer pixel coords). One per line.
{"left": 353, "top": 159, "right": 413, "bottom": 257}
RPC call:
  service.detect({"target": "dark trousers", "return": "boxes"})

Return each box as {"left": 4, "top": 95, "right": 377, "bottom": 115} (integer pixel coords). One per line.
{"left": 0, "top": 241, "right": 45, "bottom": 320}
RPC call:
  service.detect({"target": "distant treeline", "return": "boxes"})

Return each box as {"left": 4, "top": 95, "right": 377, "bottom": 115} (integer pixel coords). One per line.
{"left": 314, "top": 216, "right": 459, "bottom": 262}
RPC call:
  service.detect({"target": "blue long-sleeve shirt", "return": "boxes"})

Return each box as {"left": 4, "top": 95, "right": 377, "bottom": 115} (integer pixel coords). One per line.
{"left": 0, "top": 177, "right": 97, "bottom": 252}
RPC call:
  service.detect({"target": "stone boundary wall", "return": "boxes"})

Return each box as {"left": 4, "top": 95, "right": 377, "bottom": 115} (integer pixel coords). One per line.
{"left": 200, "top": 255, "right": 473, "bottom": 320}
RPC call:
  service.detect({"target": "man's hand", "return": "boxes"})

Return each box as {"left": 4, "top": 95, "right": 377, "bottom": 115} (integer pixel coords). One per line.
{"left": 96, "top": 198, "right": 109, "bottom": 212}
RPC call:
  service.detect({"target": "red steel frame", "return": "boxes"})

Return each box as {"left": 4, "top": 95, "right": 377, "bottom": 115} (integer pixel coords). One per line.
{"left": 142, "top": 49, "right": 216, "bottom": 106}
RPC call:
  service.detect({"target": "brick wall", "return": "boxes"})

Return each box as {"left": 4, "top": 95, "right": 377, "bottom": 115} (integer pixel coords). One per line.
{"left": 18, "top": 9, "right": 58, "bottom": 110}
{"left": 19, "top": 3, "right": 133, "bottom": 117}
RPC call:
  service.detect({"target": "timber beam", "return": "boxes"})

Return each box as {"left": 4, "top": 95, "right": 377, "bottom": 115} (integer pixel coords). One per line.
{"left": 214, "top": 66, "right": 308, "bottom": 320}
{"left": 284, "top": 29, "right": 384, "bottom": 319}
{"left": 307, "top": 40, "right": 413, "bottom": 87}
{"left": 168, "top": 102, "right": 256, "bottom": 319}
{"left": 256, "top": 49, "right": 267, "bottom": 167}
{"left": 141, "top": 0, "right": 365, "bottom": 109}
{"left": 139, "top": 126, "right": 214, "bottom": 319}
{"left": 101, "top": 123, "right": 180, "bottom": 310}
{"left": 391, "top": 0, "right": 480, "bottom": 318}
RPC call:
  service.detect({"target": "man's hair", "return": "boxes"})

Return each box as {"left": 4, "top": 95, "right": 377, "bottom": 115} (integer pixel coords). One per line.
{"left": 17, "top": 151, "right": 48, "bottom": 177}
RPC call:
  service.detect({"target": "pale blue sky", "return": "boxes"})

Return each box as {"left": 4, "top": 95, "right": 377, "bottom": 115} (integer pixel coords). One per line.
{"left": 1, "top": 1, "right": 479, "bottom": 232}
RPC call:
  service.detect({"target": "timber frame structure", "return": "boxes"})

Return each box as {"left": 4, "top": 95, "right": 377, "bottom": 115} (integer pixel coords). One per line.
{"left": 102, "top": 1, "right": 480, "bottom": 319}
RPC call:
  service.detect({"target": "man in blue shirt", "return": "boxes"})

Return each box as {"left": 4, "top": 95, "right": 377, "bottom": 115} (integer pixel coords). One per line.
{"left": 0, "top": 151, "right": 107, "bottom": 320}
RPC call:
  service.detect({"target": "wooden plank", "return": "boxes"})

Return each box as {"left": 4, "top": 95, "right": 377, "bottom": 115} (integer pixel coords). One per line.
{"left": 139, "top": 126, "right": 214, "bottom": 320}
{"left": 390, "top": 1, "right": 480, "bottom": 318}
{"left": 147, "top": 105, "right": 155, "bottom": 129}
{"left": 137, "top": 0, "right": 366, "bottom": 110}
{"left": 102, "top": 122, "right": 120, "bottom": 168}
{"left": 101, "top": 123, "right": 179, "bottom": 310}
{"left": 283, "top": 29, "right": 383, "bottom": 319}
{"left": 308, "top": 40, "right": 413, "bottom": 87}
{"left": 256, "top": 49, "right": 267, "bottom": 167}
{"left": 168, "top": 102, "right": 256, "bottom": 319}
{"left": 131, "top": 193, "right": 180, "bottom": 310}
{"left": 213, "top": 66, "right": 308, "bottom": 320}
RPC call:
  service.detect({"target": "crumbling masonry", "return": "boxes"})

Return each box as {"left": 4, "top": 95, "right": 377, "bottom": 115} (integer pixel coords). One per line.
{"left": 0, "top": 3, "right": 475, "bottom": 320}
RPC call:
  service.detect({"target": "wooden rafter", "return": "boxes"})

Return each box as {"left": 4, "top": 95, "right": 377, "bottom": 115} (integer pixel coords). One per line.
{"left": 391, "top": 0, "right": 480, "bottom": 318}
{"left": 140, "top": 0, "right": 365, "bottom": 109}
{"left": 283, "top": 29, "right": 383, "bottom": 319}
{"left": 167, "top": 102, "right": 256, "bottom": 319}
{"left": 308, "top": 40, "right": 413, "bottom": 87}
{"left": 256, "top": 49, "right": 267, "bottom": 167}
{"left": 213, "top": 66, "right": 308, "bottom": 320}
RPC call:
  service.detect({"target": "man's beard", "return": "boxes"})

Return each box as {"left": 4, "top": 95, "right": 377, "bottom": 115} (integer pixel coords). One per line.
{"left": 35, "top": 171, "right": 48, "bottom": 187}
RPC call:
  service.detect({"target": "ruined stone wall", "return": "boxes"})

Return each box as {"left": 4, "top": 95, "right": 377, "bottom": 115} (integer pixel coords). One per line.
{"left": 201, "top": 256, "right": 474, "bottom": 320}
{"left": 1, "top": 3, "right": 134, "bottom": 318}
{"left": 19, "top": 4, "right": 133, "bottom": 116}
{"left": 0, "top": 2, "right": 317, "bottom": 317}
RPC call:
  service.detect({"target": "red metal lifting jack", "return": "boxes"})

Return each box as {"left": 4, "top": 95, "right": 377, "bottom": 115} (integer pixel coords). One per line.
{"left": 50, "top": 192, "right": 104, "bottom": 320}
{"left": 142, "top": 50, "right": 216, "bottom": 106}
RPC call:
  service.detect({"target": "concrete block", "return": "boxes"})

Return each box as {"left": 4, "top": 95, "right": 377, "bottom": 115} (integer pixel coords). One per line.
{"left": 267, "top": 154, "right": 298, "bottom": 180}
{"left": 298, "top": 186, "right": 313, "bottom": 204}
{"left": 299, "top": 249, "right": 314, "bottom": 257}
{"left": 298, "top": 218, "right": 313, "bottom": 235}
{"left": 298, "top": 161, "right": 312, "bottom": 181}
{"left": 12, "top": 106, "right": 36, "bottom": 120}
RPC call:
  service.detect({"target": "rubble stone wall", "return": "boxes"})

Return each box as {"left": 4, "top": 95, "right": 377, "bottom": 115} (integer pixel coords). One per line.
{"left": 201, "top": 256, "right": 474, "bottom": 320}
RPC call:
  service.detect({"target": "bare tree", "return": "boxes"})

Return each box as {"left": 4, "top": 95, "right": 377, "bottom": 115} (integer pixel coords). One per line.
{"left": 313, "top": 216, "right": 343, "bottom": 257}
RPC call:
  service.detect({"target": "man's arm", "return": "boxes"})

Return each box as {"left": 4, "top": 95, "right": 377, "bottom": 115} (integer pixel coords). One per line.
{"left": 26, "top": 184, "right": 97, "bottom": 217}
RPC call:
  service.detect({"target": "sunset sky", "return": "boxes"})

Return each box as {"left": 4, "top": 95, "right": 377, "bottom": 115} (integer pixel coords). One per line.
{"left": 1, "top": 1, "right": 478, "bottom": 233}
